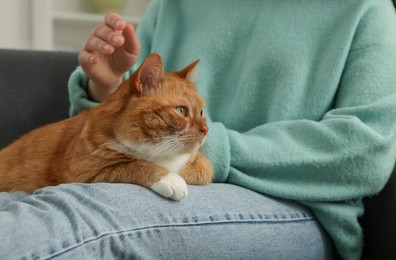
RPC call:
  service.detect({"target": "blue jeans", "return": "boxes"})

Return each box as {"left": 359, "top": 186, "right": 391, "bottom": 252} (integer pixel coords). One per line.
{"left": 0, "top": 183, "right": 334, "bottom": 259}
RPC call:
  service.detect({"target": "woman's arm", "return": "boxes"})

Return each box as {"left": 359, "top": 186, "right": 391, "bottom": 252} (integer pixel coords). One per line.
{"left": 68, "top": 0, "right": 160, "bottom": 117}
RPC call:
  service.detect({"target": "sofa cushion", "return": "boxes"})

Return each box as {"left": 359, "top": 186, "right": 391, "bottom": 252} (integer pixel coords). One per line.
{"left": 0, "top": 49, "right": 78, "bottom": 148}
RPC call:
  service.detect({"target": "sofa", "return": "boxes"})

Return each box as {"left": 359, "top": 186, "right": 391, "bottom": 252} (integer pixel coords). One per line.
{"left": 0, "top": 49, "right": 395, "bottom": 259}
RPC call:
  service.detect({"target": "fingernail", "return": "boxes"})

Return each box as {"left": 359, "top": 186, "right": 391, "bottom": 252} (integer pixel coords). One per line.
{"left": 88, "top": 55, "right": 94, "bottom": 64}
{"left": 102, "top": 44, "right": 110, "bottom": 52}
{"left": 111, "top": 36, "right": 120, "bottom": 44}
{"left": 114, "top": 20, "right": 122, "bottom": 28}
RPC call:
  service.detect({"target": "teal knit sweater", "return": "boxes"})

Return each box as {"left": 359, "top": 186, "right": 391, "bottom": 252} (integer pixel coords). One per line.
{"left": 69, "top": 1, "right": 396, "bottom": 259}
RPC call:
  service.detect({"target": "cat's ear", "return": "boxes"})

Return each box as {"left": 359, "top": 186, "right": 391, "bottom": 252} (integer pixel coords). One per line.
{"left": 175, "top": 59, "right": 200, "bottom": 82}
{"left": 134, "top": 53, "right": 164, "bottom": 93}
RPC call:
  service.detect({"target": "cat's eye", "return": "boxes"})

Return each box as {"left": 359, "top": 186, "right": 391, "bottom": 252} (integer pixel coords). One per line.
{"left": 175, "top": 106, "right": 188, "bottom": 117}
{"left": 200, "top": 109, "right": 204, "bottom": 116}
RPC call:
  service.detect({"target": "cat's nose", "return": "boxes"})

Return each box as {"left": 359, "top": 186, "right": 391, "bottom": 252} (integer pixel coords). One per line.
{"left": 200, "top": 126, "right": 208, "bottom": 135}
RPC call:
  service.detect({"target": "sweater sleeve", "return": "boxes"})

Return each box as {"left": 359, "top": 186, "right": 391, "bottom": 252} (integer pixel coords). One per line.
{"left": 67, "top": 0, "right": 161, "bottom": 117}
{"left": 204, "top": 2, "right": 396, "bottom": 202}
{"left": 68, "top": 66, "right": 98, "bottom": 117}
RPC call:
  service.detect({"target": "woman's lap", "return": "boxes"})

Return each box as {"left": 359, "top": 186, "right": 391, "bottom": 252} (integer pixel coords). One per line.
{"left": 0, "top": 183, "right": 334, "bottom": 259}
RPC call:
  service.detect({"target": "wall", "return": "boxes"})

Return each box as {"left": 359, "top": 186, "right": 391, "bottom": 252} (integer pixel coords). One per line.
{"left": 0, "top": 0, "right": 32, "bottom": 49}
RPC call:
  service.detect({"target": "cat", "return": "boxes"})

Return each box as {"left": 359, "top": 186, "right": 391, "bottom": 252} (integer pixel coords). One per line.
{"left": 0, "top": 53, "right": 213, "bottom": 200}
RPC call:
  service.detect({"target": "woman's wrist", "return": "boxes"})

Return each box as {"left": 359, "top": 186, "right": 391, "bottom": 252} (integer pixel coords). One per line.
{"left": 87, "top": 77, "right": 123, "bottom": 102}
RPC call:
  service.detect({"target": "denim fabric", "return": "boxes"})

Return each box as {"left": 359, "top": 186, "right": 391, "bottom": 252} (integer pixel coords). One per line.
{"left": 0, "top": 184, "right": 334, "bottom": 259}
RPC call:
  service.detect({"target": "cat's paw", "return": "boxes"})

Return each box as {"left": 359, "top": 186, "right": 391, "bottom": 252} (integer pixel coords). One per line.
{"left": 150, "top": 173, "right": 188, "bottom": 200}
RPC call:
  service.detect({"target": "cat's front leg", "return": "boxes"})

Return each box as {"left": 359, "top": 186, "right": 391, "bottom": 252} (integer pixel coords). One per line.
{"left": 180, "top": 152, "right": 213, "bottom": 185}
{"left": 150, "top": 173, "right": 188, "bottom": 200}
{"left": 76, "top": 158, "right": 188, "bottom": 200}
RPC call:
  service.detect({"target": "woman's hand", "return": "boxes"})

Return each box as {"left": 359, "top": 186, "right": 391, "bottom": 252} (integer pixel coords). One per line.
{"left": 78, "top": 13, "right": 141, "bottom": 102}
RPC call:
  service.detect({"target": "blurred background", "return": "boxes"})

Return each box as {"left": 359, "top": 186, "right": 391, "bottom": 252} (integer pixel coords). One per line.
{"left": 0, "top": 0, "right": 151, "bottom": 51}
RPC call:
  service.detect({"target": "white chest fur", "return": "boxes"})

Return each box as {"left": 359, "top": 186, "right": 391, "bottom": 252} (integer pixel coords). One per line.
{"left": 155, "top": 153, "right": 191, "bottom": 174}
{"left": 109, "top": 138, "right": 191, "bottom": 174}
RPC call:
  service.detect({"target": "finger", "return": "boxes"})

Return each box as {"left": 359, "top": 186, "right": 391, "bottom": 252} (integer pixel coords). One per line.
{"left": 84, "top": 36, "right": 115, "bottom": 55}
{"left": 93, "top": 24, "right": 125, "bottom": 48}
{"left": 78, "top": 50, "right": 98, "bottom": 65}
{"left": 104, "top": 13, "right": 126, "bottom": 30}
{"left": 123, "top": 24, "right": 141, "bottom": 56}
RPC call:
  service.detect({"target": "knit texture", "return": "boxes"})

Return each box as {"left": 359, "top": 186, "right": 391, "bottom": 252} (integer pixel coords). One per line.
{"left": 68, "top": 1, "right": 396, "bottom": 258}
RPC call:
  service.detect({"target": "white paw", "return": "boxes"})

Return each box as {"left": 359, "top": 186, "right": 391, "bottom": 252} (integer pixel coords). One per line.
{"left": 150, "top": 173, "right": 188, "bottom": 200}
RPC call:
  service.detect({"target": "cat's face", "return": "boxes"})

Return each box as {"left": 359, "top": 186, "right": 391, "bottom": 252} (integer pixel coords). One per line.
{"left": 113, "top": 54, "right": 208, "bottom": 158}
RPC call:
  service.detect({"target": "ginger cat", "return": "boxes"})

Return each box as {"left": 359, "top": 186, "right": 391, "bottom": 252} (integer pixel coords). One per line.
{"left": 0, "top": 53, "right": 213, "bottom": 200}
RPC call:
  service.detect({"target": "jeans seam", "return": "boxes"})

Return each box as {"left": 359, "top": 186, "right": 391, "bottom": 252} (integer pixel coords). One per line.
{"left": 42, "top": 214, "right": 315, "bottom": 259}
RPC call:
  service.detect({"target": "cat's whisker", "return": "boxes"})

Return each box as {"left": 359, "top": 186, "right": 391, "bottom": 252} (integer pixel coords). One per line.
{"left": 139, "top": 138, "right": 185, "bottom": 171}
{"left": 143, "top": 137, "right": 181, "bottom": 161}
{"left": 138, "top": 142, "right": 172, "bottom": 170}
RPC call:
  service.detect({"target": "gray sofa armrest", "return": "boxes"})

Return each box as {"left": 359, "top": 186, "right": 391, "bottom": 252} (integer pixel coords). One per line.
{"left": 361, "top": 167, "right": 396, "bottom": 258}
{"left": 0, "top": 49, "right": 78, "bottom": 148}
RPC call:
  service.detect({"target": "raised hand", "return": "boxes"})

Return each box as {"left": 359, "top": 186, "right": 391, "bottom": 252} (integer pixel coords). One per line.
{"left": 78, "top": 13, "right": 141, "bottom": 101}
